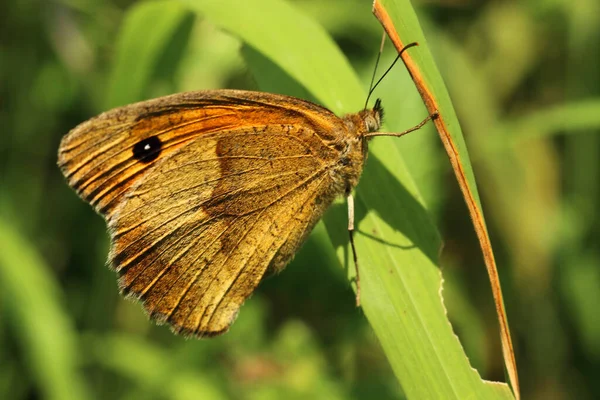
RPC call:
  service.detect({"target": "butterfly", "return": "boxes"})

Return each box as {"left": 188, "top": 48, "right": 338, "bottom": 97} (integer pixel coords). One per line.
{"left": 58, "top": 42, "right": 436, "bottom": 337}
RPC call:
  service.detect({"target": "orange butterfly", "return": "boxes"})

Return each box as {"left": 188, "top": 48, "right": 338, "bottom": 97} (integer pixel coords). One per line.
{"left": 58, "top": 47, "right": 436, "bottom": 337}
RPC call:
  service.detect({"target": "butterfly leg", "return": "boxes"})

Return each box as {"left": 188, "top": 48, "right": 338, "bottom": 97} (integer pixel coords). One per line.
{"left": 398, "top": 110, "right": 439, "bottom": 137}
{"left": 347, "top": 193, "right": 361, "bottom": 307}
{"left": 365, "top": 110, "right": 439, "bottom": 139}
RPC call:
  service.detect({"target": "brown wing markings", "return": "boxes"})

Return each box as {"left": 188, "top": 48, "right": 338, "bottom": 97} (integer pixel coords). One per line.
{"left": 138, "top": 214, "right": 237, "bottom": 300}
{"left": 191, "top": 92, "right": 347, "bottom": 162}
{"left": 63, "top": 114, "right": 241, "bottom": 215}
{"left": 90, "top": 131, "right": 316, "bottom": 215}
{"left": 161, "top": 162, "right": 319, "bottom": 306}
{"left": 128, "top": 154, "right": 313, "bottom": 199}
{"left": 67, "top": 104, "right": 306, "bottom": 187}
{"left": 136, "top": 150, "right": 315, "bottom": 185}
{"left": 61, "top": 90, "right": 346, "bottom": 336}
{"left": 61, "top": 88, "right": 337, "bottom": 179}
{"left": 204, "top": 172, "right": 329, "bottom": 330}
{"left": 61, "top": 91, "right": 342, "bottom": 218}
{"left": 115, "top": 161, "right": 322, "bottom": 298}
{"left": 113, "top": 153, "right": 322, "bottom": 276}
{"left": 141, "top": 152, "right": 316, "bottom": 197}
{"left": 116, "top": 217, "right": 216, "bottom": 290}
{"left": 120, "top": 215, "right": 226, "bottom": 302}
{"left": 128, "top": 96, "right": 303, "bottom": 116}
{"left": 217, "top": 92, "right": 336, "bottom": 121}
{"left": 60, "top": 87, "right": 329, "bottom": 160}
{"left": 111, "top": 196, "right": 199, "bottom": 239}
{"left": 62, "top": 111, "right": 235, "bottom": 177}
{"left": 119, "top": 158, "right": 327, "bottom": 331}
{"left": 89, "top": 151, "right": 213, "bottom": 213}
{"left": 59, "top": 117, "right": 133, "bottom": 162}
{"left": 151, "top": 167, "right": 326, "bottom": 335}
{"left": 184, "top": 169, "right": 328, "bottom": 334}
{"left": 112, "top": 161, "right": 318, "bottom": 236}
{"left": 59, "top": 121, "right": 132, "bottom": 177}
{"left": 110, "top": 193, "right": 211, "bottom": 274}
{"left": 191, "top": 93, "right": 333, "bottom": 123}
{"left": 182, "top": 209, "right": 270, "bottom": 335}
{"left": 210, "top": 131, "right": 315, "bottom": 155}
{"left": 113, "top": 211, "right": 201, "bottom": 278}
{"left": 213, "top": 92, "right": 348, "bottom": 148}
{"left": 129, "top": 163, "right": 312, "bottom": 219}
{"left": 79, "top": 123, "right": 227, "bottom": 205}
{"left": 198, "top": 164, "right": 319, "bottom": 206}
{"left": 161, "top": 214, "right": 252, "bottom": 333}
{"left": 97, "top": 153, "right": 221, "bottom": 216}
{"left": 110, "top": 163, "right": 259, "bottom": 237}
{"left": 90, "top": 164, "right": 153, "bottom": 213}
{"left": 145, "top": 218, "right": 240, "bottom": 314}
{"left": 76, "top": 131, "right": 191, "bottom": 193}
{"left": 117, "top": 159, "right": 317, "bottom": 221}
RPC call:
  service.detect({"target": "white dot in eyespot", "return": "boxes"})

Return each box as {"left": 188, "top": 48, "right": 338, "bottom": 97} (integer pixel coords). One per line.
{"left": 133, "top": 136, "right": 162, "bottom": 163}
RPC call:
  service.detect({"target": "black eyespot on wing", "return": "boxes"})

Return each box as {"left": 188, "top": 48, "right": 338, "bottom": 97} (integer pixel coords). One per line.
{"left": 133, "top": 136, "right": 162, "bottom": 163}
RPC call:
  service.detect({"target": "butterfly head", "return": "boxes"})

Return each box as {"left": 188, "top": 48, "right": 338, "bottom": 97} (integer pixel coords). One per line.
{"left": 358, "top": 98, "right": 383, "bottom": 135}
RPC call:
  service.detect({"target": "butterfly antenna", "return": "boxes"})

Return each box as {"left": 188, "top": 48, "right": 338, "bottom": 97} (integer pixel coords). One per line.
{"left": 365, "top": 41, "right": 420, "bottom": 109}
{"left": 364, "top": 32, "right": 387, "bottom": 110}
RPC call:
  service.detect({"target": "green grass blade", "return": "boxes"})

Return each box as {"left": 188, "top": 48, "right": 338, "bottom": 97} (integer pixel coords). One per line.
{"left": 86, "top": 333, "right": 228, "bottom": 400}
{"left": 179, "top": 0, "right": 364, "bottom": 113}
{"left": 106, "top": 0, "right": 194, "bottom": 108}
{"left": 0, "top": 219, "right": 90, "bottom": 400}
{"left": 503, "top": 99, "right": 600, "bottom": 140}
{"left": 375, "top": 0, "right": 517, "bottom": 397}
{"left": 184, "top": 0, "right": 514, "bottom": 398}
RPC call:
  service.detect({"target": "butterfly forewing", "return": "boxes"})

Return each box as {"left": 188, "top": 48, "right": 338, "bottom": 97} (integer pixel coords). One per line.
{"left": 58, "top": 90, "right": 342, "bottom": 218}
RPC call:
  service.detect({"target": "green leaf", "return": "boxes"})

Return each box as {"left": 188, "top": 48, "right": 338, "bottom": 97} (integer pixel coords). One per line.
{"left": 183, "top": 0, "right": 514, "bottom": 398}
{"left": 375, "top": 0, "right": 516, "bottom": 397}
{"left": 179, "top": 0, "right": 364, "bottom": 113}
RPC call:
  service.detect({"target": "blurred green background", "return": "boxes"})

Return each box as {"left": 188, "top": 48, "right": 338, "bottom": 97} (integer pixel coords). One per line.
{"left": 2, "top": 0, "right": 599, "bottom": 399}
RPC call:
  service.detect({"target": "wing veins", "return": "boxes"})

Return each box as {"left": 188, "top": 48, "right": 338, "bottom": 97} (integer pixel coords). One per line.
{"left": 206, "top": 173, "right": 329, "bottom": 328}
{"left": 190, "top": 208, "right": 269, "bottom": 334}
{"left": 114, "top": 205, "right": 209, "bottom": 273}
{"left": 139, "top": 213, "right": 234, "bottom": 299}
{"left": 61, "top": 122, "right": 131, "bottom": 178}
{"left": 89, "top": 132, "right": 316, "bottom": 211}
{"left": 115, "top": 161, "right": 318, "bottom": 229}
{"left": 164, "top": 216, "right": 242, "bottom": 325}
{"left": 75, "top": 116, "right": 239, "bottom": 195}
{"left": 167, "top": 166, "right": 326, "bottom": 329}
{"left": 65, "top": 112, "right": 235, "bottom": 174}
{"left": 190, "top": 168, "right": 327, "bottom": 333}
{"left": 204, "top": 166, "right": 325, "bottom": 214}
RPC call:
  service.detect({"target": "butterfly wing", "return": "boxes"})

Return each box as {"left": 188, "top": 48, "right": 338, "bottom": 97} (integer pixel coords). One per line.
{"left": 58, "top": 90, "right": 350, "bottom": 336}
{"left": 111, "top": 129, "right": 338, "bottom": 336}
{"left": 58, "top": 90, "right": 343, "bottom": 219}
